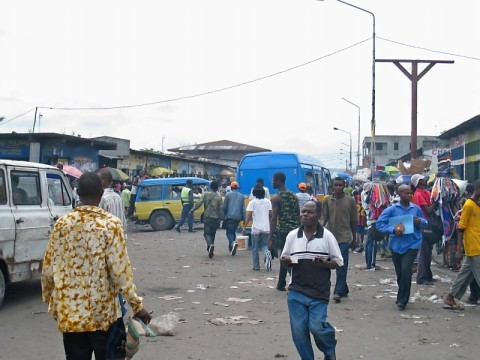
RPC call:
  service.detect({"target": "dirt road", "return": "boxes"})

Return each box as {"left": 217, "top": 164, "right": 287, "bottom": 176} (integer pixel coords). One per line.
{"left": 1, "top": 224, "right": 478, "bottom": 359}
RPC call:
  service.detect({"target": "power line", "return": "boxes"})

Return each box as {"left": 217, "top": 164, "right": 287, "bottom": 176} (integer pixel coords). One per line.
{"left": 377, "top": 35, "right": 480, "bottom": 61}
{"left": 37, "top": 38, "right": 371, "bottom": 111}
{"left": 4, "top": 35, "right": 476, "bottom": 125}
{"left": 0, "top": 108, "right": 36, "bottom": 126}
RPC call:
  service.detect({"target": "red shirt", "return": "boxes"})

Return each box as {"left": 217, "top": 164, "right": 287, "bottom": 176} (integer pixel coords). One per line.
{"left": 412, "top": 187, "right": 431, "bottom": 218}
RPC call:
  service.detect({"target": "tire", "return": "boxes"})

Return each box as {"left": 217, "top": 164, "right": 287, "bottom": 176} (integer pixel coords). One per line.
{"left": 0, "top": 270, "right": 6, "bottom": 308}
{"left": 150, "top": 210, "right": 174, "bottom": 231}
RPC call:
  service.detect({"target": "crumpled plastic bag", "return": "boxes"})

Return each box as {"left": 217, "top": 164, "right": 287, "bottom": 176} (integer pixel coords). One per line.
{"left": 148, "top": 312, "right": 180, "bottom": 336}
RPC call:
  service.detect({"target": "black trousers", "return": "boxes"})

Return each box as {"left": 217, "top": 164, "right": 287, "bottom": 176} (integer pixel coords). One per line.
{"left": 391, "top": 249, "right": 418, "bottom": 306}
{"left": 416, "top": 238, "right": 433, "bottom": 283}
{"left": 63, "top": 330, "right": 108, "bottom": 360}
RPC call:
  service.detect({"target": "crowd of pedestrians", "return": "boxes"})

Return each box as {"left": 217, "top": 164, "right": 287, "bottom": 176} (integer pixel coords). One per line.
{"left": 41, "top": 168, "right": 480, "bottom": 360}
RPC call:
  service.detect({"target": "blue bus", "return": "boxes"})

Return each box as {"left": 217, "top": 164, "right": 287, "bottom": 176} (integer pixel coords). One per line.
{"left": 236, "top": 151, "right": 331, "bottom": 200}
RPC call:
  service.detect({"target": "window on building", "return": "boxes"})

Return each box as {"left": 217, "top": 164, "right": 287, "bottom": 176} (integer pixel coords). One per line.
{"left": 375, "top": 143, "right": 384, "bottom": 151}
{"left": 465, "top": 140, "right": 480, "bottom": 157}
{"left": 394, "top": 142, "right": 399, "bottom": 151}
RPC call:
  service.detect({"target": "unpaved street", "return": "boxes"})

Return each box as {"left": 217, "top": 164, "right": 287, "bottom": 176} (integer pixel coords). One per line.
{"left": 1, "top": 224, "right": 478, "bottom": 360}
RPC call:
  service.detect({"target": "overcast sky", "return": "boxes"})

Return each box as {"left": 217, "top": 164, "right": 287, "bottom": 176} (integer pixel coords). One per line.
{"left": 1, "top": 0, "right": 479, "bottom": 169}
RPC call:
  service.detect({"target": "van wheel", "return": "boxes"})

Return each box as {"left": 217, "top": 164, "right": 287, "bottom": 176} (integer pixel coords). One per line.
{"left": 0, "top": 270, "right": 6, "bottom": 307}
{"left": 150, "top": 210, "right": 174, "bottom": 231}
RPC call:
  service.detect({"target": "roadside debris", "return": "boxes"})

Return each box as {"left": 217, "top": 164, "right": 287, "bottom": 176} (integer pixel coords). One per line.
{"left": 159, "top": 295, "right": 183, "bottom": 301}
{"left": 149, "top": 312, "right": 180, "bottom": 336}
{"left": 209, "top": 316, "right": 263, "bottom": 326}
{"left": 227, "top": 297, "right": 253, "bottom": 303}
{"left": 213, "top": 301, "right": 229, "bottom": 307}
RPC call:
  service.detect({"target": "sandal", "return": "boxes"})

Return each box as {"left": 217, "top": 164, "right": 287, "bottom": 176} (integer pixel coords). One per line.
{"left": 442, "top": 304, "right": 465, "bottom": 311}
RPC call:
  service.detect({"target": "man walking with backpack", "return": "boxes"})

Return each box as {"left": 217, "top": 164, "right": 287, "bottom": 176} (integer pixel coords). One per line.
{"left": 189, "top": 181, "right": 223, "bottom": 259}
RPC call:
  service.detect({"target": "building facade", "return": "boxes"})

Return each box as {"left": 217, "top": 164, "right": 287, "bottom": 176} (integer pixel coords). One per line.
{"left": 362, "top": 135, "right": 446, "bottom": 168}
{"left": 0, "top": 133, "right": 116, "bottom": 171}
{"left": 438, "top": 115, "right": 480, "bottom": 182}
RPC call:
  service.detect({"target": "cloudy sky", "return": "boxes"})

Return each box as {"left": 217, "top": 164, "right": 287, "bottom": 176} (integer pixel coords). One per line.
{"left": 1, "top": 0, "right": 479, "bottom": 169}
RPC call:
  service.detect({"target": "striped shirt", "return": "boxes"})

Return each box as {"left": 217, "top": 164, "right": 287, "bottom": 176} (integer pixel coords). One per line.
{"left": 100, "top": 188, "right": 127, "bottom": 231}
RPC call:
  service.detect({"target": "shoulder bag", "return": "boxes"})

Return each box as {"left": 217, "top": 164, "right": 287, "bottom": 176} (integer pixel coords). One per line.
{"left": 422, "top": 211, "right": 444, "bottom": 245}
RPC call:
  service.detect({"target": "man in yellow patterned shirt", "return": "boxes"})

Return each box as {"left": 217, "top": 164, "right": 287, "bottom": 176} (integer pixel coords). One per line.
{"left": 42, "top": 172, "right": 151, "bottom": 359}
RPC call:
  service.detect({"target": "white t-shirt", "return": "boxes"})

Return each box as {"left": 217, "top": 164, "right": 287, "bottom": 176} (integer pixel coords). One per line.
{"left": 246, "top": 198, "right": 272, "bottom": 234}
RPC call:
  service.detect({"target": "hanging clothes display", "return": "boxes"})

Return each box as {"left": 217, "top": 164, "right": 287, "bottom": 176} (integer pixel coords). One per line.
{"left": 364, "top": 181, "right": 391, "bottom": 220}
{"left": 430, "top": 151, "right": 460, "bottom": 242}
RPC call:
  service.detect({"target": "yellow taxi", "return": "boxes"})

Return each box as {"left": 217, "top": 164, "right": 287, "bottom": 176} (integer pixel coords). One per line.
{"left": 133, "top": 177, "right": 210, "bottom": 231}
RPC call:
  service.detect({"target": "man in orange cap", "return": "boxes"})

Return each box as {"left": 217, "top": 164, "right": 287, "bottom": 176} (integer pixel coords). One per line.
{"left": 223, "top": 181, "right": 246, "bottom": 255}
{"left": 295, "top": 182, "right": 311, "bottom": 210}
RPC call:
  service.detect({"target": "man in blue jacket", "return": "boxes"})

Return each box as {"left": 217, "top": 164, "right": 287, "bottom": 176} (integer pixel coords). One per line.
{"left": 376, "top": 184, "right": 427, "bottom": 310}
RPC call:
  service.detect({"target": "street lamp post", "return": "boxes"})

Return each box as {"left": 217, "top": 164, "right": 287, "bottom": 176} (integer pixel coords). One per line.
{"left": 341, "top": 97, "right": 361, "bottom": 170}
{"left": 337, "top": 0, "right": 376, "bottom": 171}
{"left": 334, "top": 127, "right": 352, "bottom": 172}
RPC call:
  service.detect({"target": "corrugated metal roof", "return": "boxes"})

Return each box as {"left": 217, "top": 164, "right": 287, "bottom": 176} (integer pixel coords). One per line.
{"left": 438, "top": 114, "right": 480, "bottom": 139}
{"left": 169, "top": 139, "right": 269, "bottom": 152}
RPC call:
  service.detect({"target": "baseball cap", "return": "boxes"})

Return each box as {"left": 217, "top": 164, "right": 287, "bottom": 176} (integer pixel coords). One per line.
{"left": 298, "top": 182, "right": 307, "bottom": 190}
{"left": 230, "top": 181, "right": 239, "bottom": 189}
{"left": 410, "top": 174, "right": 427, "bottom": 188}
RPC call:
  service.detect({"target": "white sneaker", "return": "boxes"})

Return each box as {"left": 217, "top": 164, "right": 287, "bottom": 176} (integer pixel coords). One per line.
{"left": 231, "top": 242, "right": 238, "bottom": 256}
{"left": 265, "top": 251, "right": 272, "bottom": 272}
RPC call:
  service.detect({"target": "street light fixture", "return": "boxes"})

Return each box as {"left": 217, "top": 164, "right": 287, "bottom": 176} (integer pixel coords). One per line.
{"left": 334, "top": 127, "right": 352, "bottom": 172}
{"left": 337, "top": 0, "right": 376, "bottom": 171}
{"left": 341, "top": 97, "right": 361, "bottom": 169}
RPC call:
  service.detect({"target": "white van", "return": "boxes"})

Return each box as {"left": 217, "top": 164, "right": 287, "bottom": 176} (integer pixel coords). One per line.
{"left": 0, "top": 160, "right": 74, "bottom": 306}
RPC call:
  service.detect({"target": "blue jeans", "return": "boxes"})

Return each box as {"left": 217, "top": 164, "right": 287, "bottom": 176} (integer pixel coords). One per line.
{"left": 334, "top": 242, "right": 350, "bottom": 297}
{"left": 224, "top": 219, "right": 240, "bottom": 250}
{"left": 364, "top": 231, "right": 378, "bottom": 269}
{"left": 251, "top": 233, "right": 269, "bottom": 270}
{"left": 287, "top": 290, "right": 337, "bottom": 360}
{"left": 177, "top": 204, "right": 193, "bottom": 230}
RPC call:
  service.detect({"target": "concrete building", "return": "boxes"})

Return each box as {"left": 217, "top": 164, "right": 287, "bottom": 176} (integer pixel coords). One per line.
{"left": 438, "top": 114, "right": 480, "bottom": 182}
{"left": 362, "top": 135, "right": 446, "bottom": 168}
{"left": 0, "top": 132, "right": 115, "bottom": 171}
{"left": 94, "top": 136, "right": 131, "bottom": 171}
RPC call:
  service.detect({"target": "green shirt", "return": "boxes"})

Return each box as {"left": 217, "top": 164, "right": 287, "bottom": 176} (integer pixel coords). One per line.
{"left": 322, "top": 194, "right": 357, "bottom": 243}
{"left": 192, "top": 191, "right": 223, "bottom": 219}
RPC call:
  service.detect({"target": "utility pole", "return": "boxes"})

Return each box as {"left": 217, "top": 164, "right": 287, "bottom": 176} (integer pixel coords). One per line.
{"left": 337, "top": 0, "right": 375, "bottom": 171}
{"left": 376, "top": 59, "right": 453, "bottom": 160}
{"left": 32, "top": 107, "right": 38, "bottom": 133}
